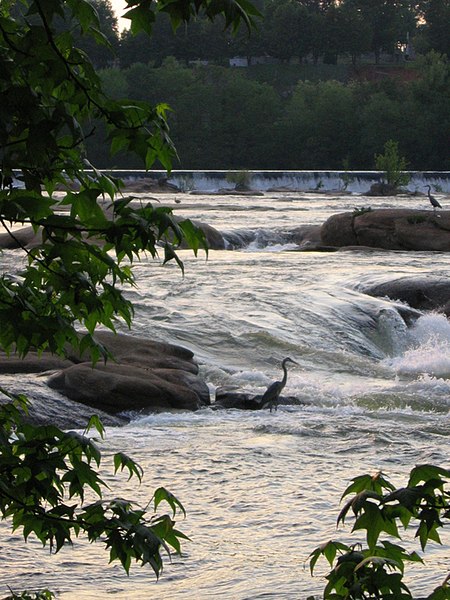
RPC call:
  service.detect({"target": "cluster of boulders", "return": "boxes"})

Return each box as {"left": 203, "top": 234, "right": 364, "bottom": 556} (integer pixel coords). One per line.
{"left": 0, "top": 331, "right": 210, "bottom": 425}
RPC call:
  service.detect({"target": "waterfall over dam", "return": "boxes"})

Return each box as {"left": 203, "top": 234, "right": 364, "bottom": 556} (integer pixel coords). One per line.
{"left": 111, "top": 169, "right": 450, "bottom": 194}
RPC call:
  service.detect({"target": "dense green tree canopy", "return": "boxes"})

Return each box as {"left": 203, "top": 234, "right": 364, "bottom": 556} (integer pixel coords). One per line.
{"left": 263, "top": 0, "right": 312, "bottom": 62}
{"left": 93, "top": 52, "right": 450, "bottom": 170}
{"left": 421, "top": 0, "right": 450, "bottom": 56}
{"left": 115, "top": 0, "right": 450, "bottom": 68}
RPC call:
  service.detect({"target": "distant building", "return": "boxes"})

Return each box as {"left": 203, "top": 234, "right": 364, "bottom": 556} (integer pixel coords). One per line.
{"left": 229, "top": 57, "right": 248, "bottom": 67}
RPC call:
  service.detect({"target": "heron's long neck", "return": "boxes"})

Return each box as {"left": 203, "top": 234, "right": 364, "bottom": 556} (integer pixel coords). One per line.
{"left": 281, "top": 365, "right": 288, "bottom": 386}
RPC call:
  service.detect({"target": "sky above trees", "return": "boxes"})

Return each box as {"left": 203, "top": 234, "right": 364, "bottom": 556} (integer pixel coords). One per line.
{"left": 110, "top": 0, "right": 128, "bottom": 30}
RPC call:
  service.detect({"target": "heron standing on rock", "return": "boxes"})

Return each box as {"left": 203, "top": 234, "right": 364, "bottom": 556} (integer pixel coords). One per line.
{"left": 425, "top": 185, "right": 442, "bottom": 210}
{"left": 261, "top": 357, "right": 298, "bottom": 412}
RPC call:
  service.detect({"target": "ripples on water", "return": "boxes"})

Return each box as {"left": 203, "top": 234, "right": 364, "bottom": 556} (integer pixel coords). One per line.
{"left": 1, "top": 191, "right": 450, "bottom": 598}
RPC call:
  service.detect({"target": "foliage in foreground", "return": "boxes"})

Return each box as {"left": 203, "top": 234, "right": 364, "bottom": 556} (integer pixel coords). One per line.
{"left": 0, "top": 391, "right": 188, "bottom": 577}
{"left": 309, "top": 465, "right": 450, "bottom": 599}
{"left": 0, "top": 0, "right": 257, "bottom": 590}
{"left": 2, "top": 592, "right": 54, "bottom": 600}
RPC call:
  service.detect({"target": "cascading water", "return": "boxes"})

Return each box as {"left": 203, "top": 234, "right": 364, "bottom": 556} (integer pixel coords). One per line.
{"left": 117, "top": 169, "right": 450, "bottom": 194}
{"left": 386, "top": 313, "right": 450, "bottom": 379}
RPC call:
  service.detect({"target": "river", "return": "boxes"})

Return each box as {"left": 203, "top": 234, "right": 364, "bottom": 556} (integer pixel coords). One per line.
{"left": 1, "top": 189, "right": 449, "bottom": 599}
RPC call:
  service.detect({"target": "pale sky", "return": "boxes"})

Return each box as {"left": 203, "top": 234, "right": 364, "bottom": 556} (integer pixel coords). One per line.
{"left": 111, "top": 0, "right": 129, "bottom": 31}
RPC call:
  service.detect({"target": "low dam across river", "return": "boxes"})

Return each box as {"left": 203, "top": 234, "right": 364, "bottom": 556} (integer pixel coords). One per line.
{"left": 110, "top": 169, "right": 450, "bottom": 194}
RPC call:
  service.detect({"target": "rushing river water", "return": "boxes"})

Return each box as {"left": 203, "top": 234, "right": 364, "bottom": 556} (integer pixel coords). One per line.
{"left": 1, "top": 190, "right": 450, "bottom": 598}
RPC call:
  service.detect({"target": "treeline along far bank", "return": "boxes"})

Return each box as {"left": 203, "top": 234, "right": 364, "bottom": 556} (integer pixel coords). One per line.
{"left": 83, "top": 0, "right": 450, "bottom": 171}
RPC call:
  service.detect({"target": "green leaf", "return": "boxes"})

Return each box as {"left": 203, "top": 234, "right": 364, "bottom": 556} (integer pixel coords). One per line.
{"left": 353, "top": 502, "right": 400, "bottom": 549}
{"left": 163, "top": 243, "right": 184, "bottom": 273}
{"left": 427, "top": 584, "right": 450, "bottom": 600}
{"left": 124, "top": 1, "right": 156, "bottom": 35}
{"left": 382, "top": 486, "right": 424, "bottom": 513}
{"left": 338, "top": 489, "right": 382, "bottom": 525}
{"left": 177, "top": 219, "right": 208, "bottom": 256}
{"left": 84, "top": 415, "right": 105, "bottom": 439}
{"left": 113, "top": 452, "right": 143, "bottom": 482}
{"left": 409, "top": 465, "right": 450, "bottom": 488}
{"left": 341, "top": 471, "right": 395, "bottom": 499}
{"left": 153, "top": 487, "right": 186, "bottom": 518}
{"left": 308, "top": 540, "right": 351, "bottom": 574}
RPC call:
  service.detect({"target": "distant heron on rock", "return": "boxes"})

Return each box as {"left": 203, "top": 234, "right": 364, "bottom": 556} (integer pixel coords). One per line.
{"left": 261, "top": 357, "right": 298, "bottom": 412}
{"left": 425, "top": 185, "right": 442, "bottom": 210}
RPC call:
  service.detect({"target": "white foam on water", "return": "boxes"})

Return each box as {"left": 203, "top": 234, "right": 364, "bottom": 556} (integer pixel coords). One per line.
{"left": 384, "top": 313, "right": 450, "bottom": 378}
{"left": 244, "top": 241, "right": 299, "bottom": 252}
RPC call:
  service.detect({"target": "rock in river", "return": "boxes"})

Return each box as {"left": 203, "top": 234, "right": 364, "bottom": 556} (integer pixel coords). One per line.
{"left": 363, "top": 276, "right": 450, "bottom": 316}
{"left": 321, "top": 209, "right": 450, "bottom": 251}
{"left": 0, "top": 331, "right": 210, "bottom": 420}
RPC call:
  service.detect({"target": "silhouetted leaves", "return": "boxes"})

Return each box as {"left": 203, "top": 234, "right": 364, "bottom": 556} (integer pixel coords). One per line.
{"left": 0, "top": 398, "right": 187, "bottom": 577}
{"left": 310, "top": 465, "right": 450, "bottom": 598}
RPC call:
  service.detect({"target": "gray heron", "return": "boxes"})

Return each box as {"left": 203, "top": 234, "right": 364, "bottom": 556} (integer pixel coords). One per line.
{"left": 261, "top": 357, "right": 298, "bottom": 412}
{"left": 425, "top": 185, "right": 442, "bottom": 210}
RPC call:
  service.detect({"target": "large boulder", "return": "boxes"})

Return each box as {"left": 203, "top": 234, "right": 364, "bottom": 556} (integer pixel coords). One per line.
{"left": 48, "top": 362, "right": 208, "bottom": 413}
{"left": 290, "top": 225, "right": 324, "bottom": 250}
{"left": 366, "top": 182, "right": 400, "bottom": 196}
{"left": 0, "top": 226, "right": 42, "bottom": 249}
{"left": 189, "top": 220, "right": 225, "bottom": 250}
{"left": 363, "top": 277, "right": 450, "bottom": 316}
{"left": 320, "top": 213, "right": 358, "bottom": 247}
{"left": 321, "top": 209, "right": 450, "bottom": 251}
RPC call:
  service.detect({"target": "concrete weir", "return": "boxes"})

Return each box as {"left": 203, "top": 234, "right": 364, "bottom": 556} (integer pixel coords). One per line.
{"left": 110, "top": 169, "right": 450, "bottom": 194}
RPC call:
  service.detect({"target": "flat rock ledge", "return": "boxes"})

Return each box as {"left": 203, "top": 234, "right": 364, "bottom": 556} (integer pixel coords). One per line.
{"left": 0, "top": 331, "right": 210, "bottom": 416}
{"left": 321, "top": 209, "right": 450, "bottom": 251}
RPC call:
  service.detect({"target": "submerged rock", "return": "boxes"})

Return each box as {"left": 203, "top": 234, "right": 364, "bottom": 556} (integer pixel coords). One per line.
{"left": 214, "top": 389, "right": 304, "bottom": 410}
{"left": 363, "top": 276, "right": 450, "bottom": 316}
{"left": 4, "top": 391, "right": 128, "bottom": 430}
{"left": 217, "top": 187, "right": 265, "bottom": 196}
{"left": 214, "top": 390, "right": 264, "bottom": 410}
{"left": 321, "top": 209, "right": 450, "bottom": 251}
{"left": 122, "top": 177, "right": 180, "bottom": 193}
{"left": 0, "top": 225, "right": 42, "bottom": 249}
